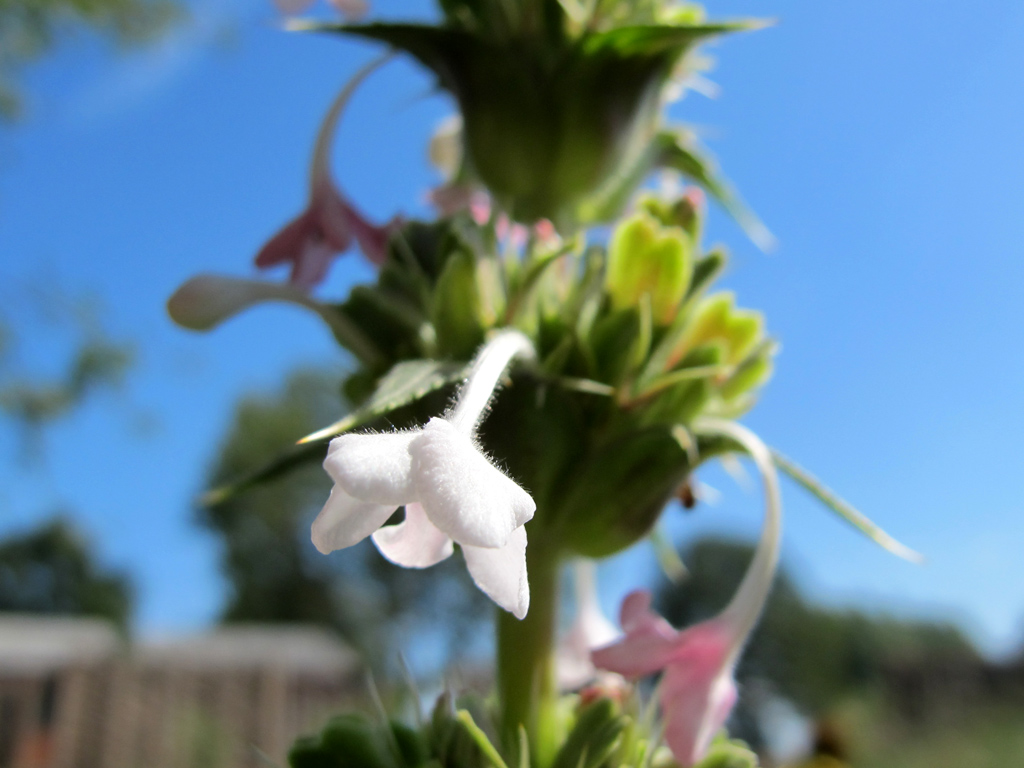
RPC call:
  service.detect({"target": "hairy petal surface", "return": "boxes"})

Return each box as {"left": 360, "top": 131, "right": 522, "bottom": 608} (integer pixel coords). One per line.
{"left": 461, "top": 525, "right": 529, "bottom": 620}
{"left": 324, "top": 431, "right": 419, "bottom": 505}
{"left": 372, "top": 502, "right": 454, "bottom": 568}
{"left": 311, "top": 486, "right": 397, "bottom": 554}
{"left": 409, "top": 418, "right": 535, "bottom": 548}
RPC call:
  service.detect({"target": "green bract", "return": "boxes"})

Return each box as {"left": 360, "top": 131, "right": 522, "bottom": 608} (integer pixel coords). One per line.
{"left": 291, "top": 1, "right": 767, "bottom": 232}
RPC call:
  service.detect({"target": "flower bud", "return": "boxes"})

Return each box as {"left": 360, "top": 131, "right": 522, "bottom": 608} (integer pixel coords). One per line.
{"left": 606, "top": 212, "right": 692, "bottom": 326}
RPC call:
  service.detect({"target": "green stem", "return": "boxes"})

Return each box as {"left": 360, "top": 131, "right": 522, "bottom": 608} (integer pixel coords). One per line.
{"left": 496, "top": 539, "right": 560, "bottom": 766}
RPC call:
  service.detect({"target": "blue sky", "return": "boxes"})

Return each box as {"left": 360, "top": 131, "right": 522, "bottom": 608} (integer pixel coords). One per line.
{"left": 1, "top": 0, "right": 1023, "bottom": 656}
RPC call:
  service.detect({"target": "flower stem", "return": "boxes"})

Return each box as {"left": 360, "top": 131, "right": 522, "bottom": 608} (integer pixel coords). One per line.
{"left": 496, "top": 539, "right": 559, "bottom": 766}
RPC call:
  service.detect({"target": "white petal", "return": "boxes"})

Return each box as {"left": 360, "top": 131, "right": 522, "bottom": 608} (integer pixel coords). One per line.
{"left": 324, "top": 430, "right": 419, "bottom": 505}
{"left": 311, "top": 486, "right": 397, "bottom": 554}
{"left": 462, "top": 526, "right": 529, "bottom": 620}
{"left": 371, "top": 502, "right": 454, "bottom": 568}
{"left": 409, "top": 418, "right": 535, "bottom": 548}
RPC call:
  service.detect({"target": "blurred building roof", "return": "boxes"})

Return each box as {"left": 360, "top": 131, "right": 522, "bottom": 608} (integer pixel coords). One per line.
{"left": 0, "top": 615, "right": 360, "bottom": 676}
{"left": 0, "top": 614, "right": 121, "bottom": 673}
{"left": 138, "top": 624, "right": 360, "bottom": 673}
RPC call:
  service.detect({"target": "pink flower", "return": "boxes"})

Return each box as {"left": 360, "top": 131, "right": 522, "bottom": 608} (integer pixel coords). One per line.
{"left": 592, "top": 420, "right": 781, "bottom": 767}
{"left": 255, "top": 58, "right": 397, "bottom": 290}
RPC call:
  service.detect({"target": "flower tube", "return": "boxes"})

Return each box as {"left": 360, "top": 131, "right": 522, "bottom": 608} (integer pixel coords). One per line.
{"left": 255, "top": 56, "right": 397, "bottom": 289}
{"left": 556, "top": 560, "right": 621, "bottom": 691}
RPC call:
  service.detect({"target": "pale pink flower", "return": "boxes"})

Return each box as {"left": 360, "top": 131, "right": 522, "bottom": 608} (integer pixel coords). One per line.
{"left": 255, "top": 58, "right": 397, "bottom": 290}
{"left": 312, "top": 331, "right": 537, "bottom": 619}
{"left": 592, "top": 420, "right": 781, "bottom": 767}
{"left": 556, "top": 561, "right": 621, "bottom": 691}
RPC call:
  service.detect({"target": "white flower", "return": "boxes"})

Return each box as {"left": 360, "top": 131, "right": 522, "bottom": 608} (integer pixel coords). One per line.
{"left": 311, "top": 330, "right": 537, "bottom": 619}
{"left": 556, "top": 560, "right": 621, "bottom": 690}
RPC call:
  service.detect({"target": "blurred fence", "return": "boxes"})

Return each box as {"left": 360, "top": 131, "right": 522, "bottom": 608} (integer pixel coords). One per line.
{"left": 0, "top": 616, "right": 363, "bottom": 768}
{"left": 883, "top": 654, "right": 1024, "bottom": 725}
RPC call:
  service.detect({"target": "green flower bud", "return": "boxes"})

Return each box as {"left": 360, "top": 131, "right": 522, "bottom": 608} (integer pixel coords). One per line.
{"left": 719, "top": 347, "right": 774, "bottom": 401}
{"left": 668, "top": 292, "right": 764, "bottom": 366}
{"left": 431, "top": 249, "right": 506, "bottom": 358}
{"left": 606, "top": 212, "right": 692, "bottom": 325}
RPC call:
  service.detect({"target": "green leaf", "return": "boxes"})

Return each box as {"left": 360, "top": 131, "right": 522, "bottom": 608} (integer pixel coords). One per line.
{"left": 432, "top": 248, "right": 487, "bottom": 358}
{"left": 551, "top": 699, "right": 625, "bottom": 768}
{"left": 583, "top": 21, "right": 766, "bottom": 57}
{"left": 455, "top": 710, "right": 509, "bottom": 768}
{"left": 770, "top": 450, "right": 924, "bottom": 563}
{"left": 685, "top": 248, "right": 727, "bottom": 304}
{"left": 588, "top": 308, "right": 643, "bottom": 386}
{"left": 656, "top": 133, "right": 774, "bottom": 251}
{"left": 301, "top": 359, "right": 467, "bottom": 444}
{"left": 694, "top": 735, "right": 761, "bottom": 768}
{"left": 650, "top": 526, "right": 688, "bottom": 583}
{"left": 718, "top": 342, "right": 775, "bottom": 401}
{"left": 288, "top": 22, "right": 471, "bottom": 93}
{"left": 201, "top": 360, "right": 466, "bottom": 505}
{"left": 287, "top": 714, "right": 395, "bottom": 768}
{"left": 201, "top": 440, "right": 327, "bottom": 508}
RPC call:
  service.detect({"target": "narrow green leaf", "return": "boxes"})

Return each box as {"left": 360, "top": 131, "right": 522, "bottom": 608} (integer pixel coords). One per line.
{"left": 201, "top": 441, "right": 327, "bottom": 508}
{"left": 656, "top": 133, "right": 775, "bottom": 252}
{"left": 300, "top": 359, "right": 466, "bottom": 444}
{"left": 635, "top": 364, "right": 729, "bottom": 399}
{"left": 583, "top": 21, "right": 767, "bottom": 57}
{"left": 286, "top": 22, "right": 471, "bottom": 92}
{"left": 771, "top": 450, "right": 924, "bottom": 563}
{"left": 517, "top": 725, "right": 530, "bottom": 768}
{"left": 650, "top": 527, "right": 688, "bottom": 583}
{"left": 455, "top": 710, "right": 509, "bottom": 768}
{"left": 553, "top": 376, "right": 616, "bottom": 397}
{"left": 550, "top": 699, "right": 625, "bottom": 768}
{"left": 685, "top": 249, "right": 727, "bottom": 304}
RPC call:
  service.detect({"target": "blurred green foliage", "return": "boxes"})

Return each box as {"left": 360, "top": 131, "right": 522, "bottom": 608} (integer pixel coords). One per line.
{"left": 0, "top": 299, "right": 134, "bottom": 459}
{"left": 0, "top": 517, "right": 133, "bottom": 629}
{"left": 0, "top": 0, "right": 183, "bottom": 118}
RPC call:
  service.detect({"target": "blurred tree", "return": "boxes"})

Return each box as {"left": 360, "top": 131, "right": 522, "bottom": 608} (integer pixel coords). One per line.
{"left": 200, "top": 369, "right": 492, "bottom": 674}
{"left": 656, "top": 539, "right": 978, "bottom": 738}
{"left": 0, "top": 0, "right": 183, "bottom": 119}
{"left": 0, "top": 517, "right": 133, "bottom": 630}
{"left": 0, "top": 295, "right": 135, "bottom": 460}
